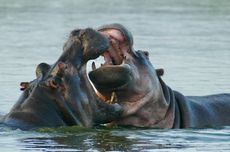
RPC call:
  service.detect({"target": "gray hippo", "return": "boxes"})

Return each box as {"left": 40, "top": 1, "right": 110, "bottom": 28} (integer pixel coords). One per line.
{"left": 0, "top": 28, "right": 122, "bottom": 130}
{"left": 89, "top": 23, "right": 230, "bottom": 128}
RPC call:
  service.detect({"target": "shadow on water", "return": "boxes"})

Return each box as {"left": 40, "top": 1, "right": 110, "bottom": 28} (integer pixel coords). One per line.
{"left": 20, "top": 126, "right": 137, "bottom": 151}
{"left": 0, "top": 124, "right": 229, "bottom": 151}
{"left": 17, "top": 126, "right": 191, "bottom": 151}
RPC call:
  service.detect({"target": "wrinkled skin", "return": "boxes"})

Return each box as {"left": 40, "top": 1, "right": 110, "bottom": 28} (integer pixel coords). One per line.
{"left": 89, "top": 23, "right": 230, "bottom": 128}
{"left": 0, "top": 28, "right": 122, "bottom": 130}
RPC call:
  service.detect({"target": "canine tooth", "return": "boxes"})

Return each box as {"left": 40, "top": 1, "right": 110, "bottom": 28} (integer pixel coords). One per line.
{"left": 122, "top": 58, "right": 126, "bottom": 64}
{"left": 110, "top": 92, "right": 118, "bottom": 104}
{"left": 92, "top": 61, "right": 96, "bottom": 70}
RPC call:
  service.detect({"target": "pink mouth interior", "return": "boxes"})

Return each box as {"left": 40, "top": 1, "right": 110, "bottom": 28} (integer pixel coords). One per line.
{"left": 100, "top": 29, "right": 128, "bottom": 66}
{"left": 89, "top": 29, "right": 130, "bottom": 102}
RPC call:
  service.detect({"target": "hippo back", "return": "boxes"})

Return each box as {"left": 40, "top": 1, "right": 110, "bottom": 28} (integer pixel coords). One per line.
{"left": 174, "top": 91, "right": 230, "bottom": 128}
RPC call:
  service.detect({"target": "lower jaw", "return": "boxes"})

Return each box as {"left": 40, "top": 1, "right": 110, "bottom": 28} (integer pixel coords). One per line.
{"left": 89, "top": 63, "right": 132, "bottom": 88}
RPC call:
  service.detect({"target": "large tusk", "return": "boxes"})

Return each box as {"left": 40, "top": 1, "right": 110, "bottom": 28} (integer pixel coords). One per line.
{"left": 109, "top": 92, "right": 118, "bottom": 104}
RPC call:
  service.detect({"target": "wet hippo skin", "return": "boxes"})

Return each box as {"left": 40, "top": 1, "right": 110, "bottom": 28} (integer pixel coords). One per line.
{"left": 0, "top": 28, "right": 122, "bottom": 130}
{"left": 1, "top": 25, "right": 229, "bottom": 130}
{"left": 89, "top": 23, "right": 230, "bottom": 128}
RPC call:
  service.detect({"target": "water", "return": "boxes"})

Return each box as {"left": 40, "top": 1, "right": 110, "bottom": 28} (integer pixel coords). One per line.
{"left": 0, "top": 0, "right": 230, "bottom": 151}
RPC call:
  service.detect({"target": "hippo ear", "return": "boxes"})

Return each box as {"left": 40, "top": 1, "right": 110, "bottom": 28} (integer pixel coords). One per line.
{"left": 137, "top": 50, "right": 149, "bottom": 60}
{"left": 81, "top": 28, "right": 109, "bottom": 62}
{"left": 36, "top": 63, "right": 51, "bottom": 78}
{"left": 156, "top": 68, "right": 164, "bottom": 77}
{"left": 70, "top": 29, "right": 81, "bottom": 37}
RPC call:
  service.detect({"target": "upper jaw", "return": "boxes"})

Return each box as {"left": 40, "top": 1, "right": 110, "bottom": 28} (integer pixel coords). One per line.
{"left": 87, "top": 28, "right": 135, "bottom": 104}
{"left": 97, "top": 23, "right": 134, "bottom": 48}
{"left": 100, "top": 29, "right": 129, "bottom": 66}
{"left": 89, "top": 27, "right": 133, "bottom": 73}
{"left": 60, "top": 28, "right": 110, "bottom": 69}
{"left": 29, "top": 28, "right": 110, "bottom": 91}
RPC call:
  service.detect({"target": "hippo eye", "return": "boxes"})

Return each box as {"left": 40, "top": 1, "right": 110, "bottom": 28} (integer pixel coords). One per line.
{"left": 36, "top": 63, "right": 51, "bottom": 78}
{"left": 143, "top": 51, "right": 149, "bottom": 57}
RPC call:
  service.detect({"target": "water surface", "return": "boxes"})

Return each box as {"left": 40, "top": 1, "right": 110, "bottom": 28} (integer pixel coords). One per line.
{"left": 0, "top": 0, "right": 230, "bottom": 151}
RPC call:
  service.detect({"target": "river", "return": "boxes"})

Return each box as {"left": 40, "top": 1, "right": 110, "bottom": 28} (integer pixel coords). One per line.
{"left": 0, "top": 0, "right": 230, "bottom": 151}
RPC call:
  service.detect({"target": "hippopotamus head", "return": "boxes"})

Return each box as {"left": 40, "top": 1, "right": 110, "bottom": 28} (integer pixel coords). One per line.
{"left": 2, "top": 28, "right": 122, "bottom": 130}
{"left": 89, "top": 24, "right": 173, "bottom": 128}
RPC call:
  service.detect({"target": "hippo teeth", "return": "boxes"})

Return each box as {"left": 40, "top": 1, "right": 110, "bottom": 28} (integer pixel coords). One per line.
{"left": 101, "top": 50, "right": 124, "bottom": 66}
{"left": 101, "top": 38, "right": 124, "bottom": 66}
{"left": 106, "top": 91, "right": 118, "bottom": 104}
{"left": 111, "top": 92, "right": 118, "bottom": 103}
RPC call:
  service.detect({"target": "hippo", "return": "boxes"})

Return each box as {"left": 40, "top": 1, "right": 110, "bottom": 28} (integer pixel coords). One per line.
{"left": 0, "top": 28, "right": 123, "bottom": 130}
{"left": 89, "top": 23, "right": 230, "bottom": 128}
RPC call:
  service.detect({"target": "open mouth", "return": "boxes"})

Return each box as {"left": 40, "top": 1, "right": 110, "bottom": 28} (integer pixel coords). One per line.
{"left": 88, "top": 29, "right": 132, "bottom": 103}
{"left": 91, "top": 29, "right": 128, "bottom": 68}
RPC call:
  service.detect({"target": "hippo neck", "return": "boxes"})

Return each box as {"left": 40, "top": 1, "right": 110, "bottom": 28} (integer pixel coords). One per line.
{"left": 115, "top": 77, "right": 177, "bottom": 128}
{"left": 151, "top": 77, "right": 177, "bottom": 128}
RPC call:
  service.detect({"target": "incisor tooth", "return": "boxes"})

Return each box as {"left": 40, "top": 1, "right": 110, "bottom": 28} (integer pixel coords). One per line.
{"left": 122, "top": 58, "right": 126, "bottom": 64}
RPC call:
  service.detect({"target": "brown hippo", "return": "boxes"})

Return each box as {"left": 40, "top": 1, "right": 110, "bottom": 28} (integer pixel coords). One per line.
{"left": 89, "top": 23, "right": 230, "bottom": 128}
{"left": 0, "top": 28, "right": 122, "bottom": 130}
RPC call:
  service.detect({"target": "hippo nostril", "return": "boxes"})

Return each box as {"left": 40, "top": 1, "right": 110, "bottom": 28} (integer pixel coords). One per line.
{"left": 70, "top": 29, "right": 81, "bottom": 36}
